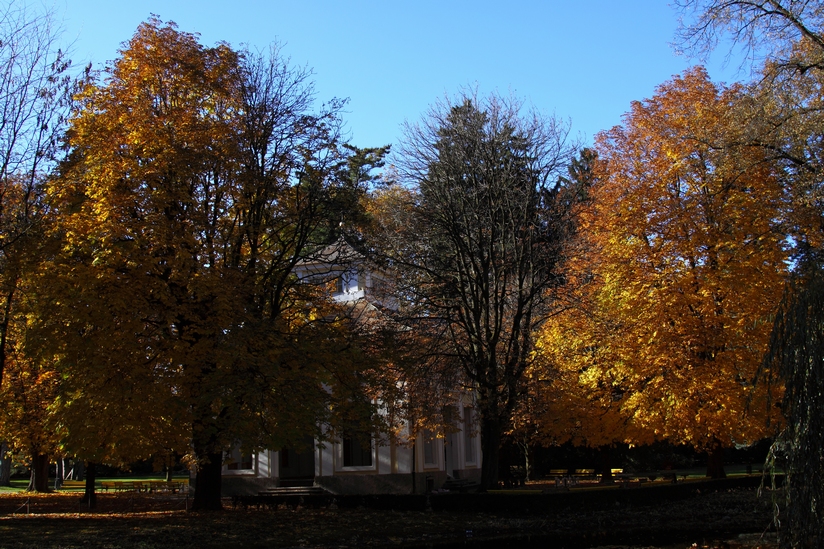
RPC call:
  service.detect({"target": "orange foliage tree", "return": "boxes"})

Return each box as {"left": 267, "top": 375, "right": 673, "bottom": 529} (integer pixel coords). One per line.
{"left": 522, "top": 150, "right": 654, "bottom": 481}
{"left": 0, "top": 1, "right": 72, "bottom": 491}
{"left": 540, "top": 68, "right": 787, "bottom": 477}
{"left": 43, "top": 18, "right": 377, "bottom": 509}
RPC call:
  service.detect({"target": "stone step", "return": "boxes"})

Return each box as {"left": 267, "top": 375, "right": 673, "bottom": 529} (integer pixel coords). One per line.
{"left": 258, "top": 486, "right": 328, "bottom": 496}
{"left": 278, "top": 477, "right": 315, "bottom": 488}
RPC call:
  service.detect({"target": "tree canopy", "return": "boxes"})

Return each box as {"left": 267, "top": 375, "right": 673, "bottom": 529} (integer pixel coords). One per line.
{"left": 374, "top": 92, "right": 578, "bottom": 489}
{"left": 0, "top": 0, "right": 72, "bottom": 491}
{"left": 534, "top": 68, "right": 788, "bottom": 477}
{"left": 40, "top": 17, "right": 379, "bottom": 509}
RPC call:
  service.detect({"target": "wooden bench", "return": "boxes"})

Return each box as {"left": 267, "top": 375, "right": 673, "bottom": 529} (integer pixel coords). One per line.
{"left": 59, "top": 479, "right": 189, "bottom": 492}
{"left": 146, "top": 480, "right": 188, "bottom": 493}
{"left": 102, "top": 479, "right": 189, "bottom": 493}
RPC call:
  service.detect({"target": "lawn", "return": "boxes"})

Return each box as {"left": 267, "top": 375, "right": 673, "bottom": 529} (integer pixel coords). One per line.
{"left": 0, "top": 475, "right": 190, "bottom": 494}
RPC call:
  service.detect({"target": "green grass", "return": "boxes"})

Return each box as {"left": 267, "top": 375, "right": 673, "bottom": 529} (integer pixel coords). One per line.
{"left": 0, "top": 480, "right": 29, "bottom": 493}
{"left": 0, "top": 474, "right": 190, "bottom": 493}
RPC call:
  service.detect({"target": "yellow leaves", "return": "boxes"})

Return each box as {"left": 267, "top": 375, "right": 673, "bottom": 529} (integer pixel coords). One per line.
{"left": 529, "top": 68, "right": 788, "bottom": 453}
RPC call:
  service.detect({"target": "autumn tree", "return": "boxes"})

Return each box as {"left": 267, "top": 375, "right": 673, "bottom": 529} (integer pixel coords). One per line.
{"left": 0, "top": 0, "right": 72, "bottom": 490}
{"left": 378, "top": 92, "right": 577, "bottom": 490}
{"left": 675, "top": 0, "right": 824, "bottom": 68}
{"left": 675, "top": 1, "right": 824, "bottom": 543}
{"left": 46, "top": 19, "right": 375, "bottom": 510}
{"left": 524, "top": 149, "right": 655, "bottom": 483}
{"left": 675, "top": 2, "right": 824, "bottom": 256}
{"left": 590, "top": 68, "right": 788, "bottom": 477}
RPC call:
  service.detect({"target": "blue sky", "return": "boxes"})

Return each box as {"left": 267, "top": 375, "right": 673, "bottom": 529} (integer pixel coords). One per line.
{"left": 56, "top": 1, "right": 743, "bottom": 150}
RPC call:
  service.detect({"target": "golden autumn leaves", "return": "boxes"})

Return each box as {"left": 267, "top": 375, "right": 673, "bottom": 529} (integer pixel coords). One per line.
{"left": 0, "top": 16, "right": 389, "bottom": 505}
{"left": 529, "top": 68, "right": 788, "bottom": 462}
{"left": 0, "top": 8, "right": 803, "bottom": 500}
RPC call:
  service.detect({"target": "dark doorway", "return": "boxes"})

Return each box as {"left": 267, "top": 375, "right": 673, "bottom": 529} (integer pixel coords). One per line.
{"left": 279, "top": 436, "right": 315, "bottom": 486}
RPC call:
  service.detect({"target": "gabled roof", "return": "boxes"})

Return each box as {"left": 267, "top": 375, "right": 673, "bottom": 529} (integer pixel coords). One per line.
{"left": 296, "top": 238, "right": 364, "bottom": 272}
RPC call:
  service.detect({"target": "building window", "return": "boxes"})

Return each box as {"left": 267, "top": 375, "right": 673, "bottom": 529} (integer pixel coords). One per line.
{"left": 463, "top": 407, "right": 477, "bottom": 465}
{"left": 227, "top": 448, "right": 254, "bottom": 471}
{"left": 342, "top": 433, "right": 372, "bottom": 467}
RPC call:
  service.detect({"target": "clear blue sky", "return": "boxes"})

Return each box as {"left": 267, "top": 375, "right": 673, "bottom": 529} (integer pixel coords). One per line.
{"left": 56, "top": 1, "right": 742, "bottom": 150}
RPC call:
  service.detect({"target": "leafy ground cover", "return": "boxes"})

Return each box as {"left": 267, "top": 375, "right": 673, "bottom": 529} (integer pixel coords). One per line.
{"left": 0, "top": 483, "right": 778, "bottom": 548}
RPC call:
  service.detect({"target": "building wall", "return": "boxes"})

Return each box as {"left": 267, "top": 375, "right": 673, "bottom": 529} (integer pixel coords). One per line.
{"left": 218, "top": 399, "right": 482, "bottom": 496}
{"left": 220, "top": 246, "right": 481, "bottom": 496}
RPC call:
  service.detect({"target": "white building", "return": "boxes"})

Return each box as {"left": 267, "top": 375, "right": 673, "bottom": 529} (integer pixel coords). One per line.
{"left": 221, "top": 240, "right": 481, "bottom": 495}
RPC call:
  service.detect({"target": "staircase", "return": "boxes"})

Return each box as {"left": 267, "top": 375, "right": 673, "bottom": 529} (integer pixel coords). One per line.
{"left": 258, "top": 485, "right": 329, "bottom": 496}
{"left": 258, "top": 477, "right": 329, "bottom": 497}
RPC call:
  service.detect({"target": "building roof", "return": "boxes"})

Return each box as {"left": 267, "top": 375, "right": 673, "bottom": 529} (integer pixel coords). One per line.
{"left": 296, "top": 238, "right": 364, "bottom": 272}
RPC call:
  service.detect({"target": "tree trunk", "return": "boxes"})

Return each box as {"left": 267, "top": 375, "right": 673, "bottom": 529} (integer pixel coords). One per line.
{"left": 191, "top": 451, "right": 223, "bottom": 510}
{"left": 411, "top": 439, "right": 417, "bottom": 494}
{"left": 54, "top": 458, "right": 64, "bottom": 489}
{"left": 0, "top": 441, "right": 10, "bottom": 486}
{"left": 521, "top": 438, "right": 531, "bottom": 483}
{"left": 73, "top": 459, "right": 84, "bottom": 481}
{"left": 599, "top": 446, "right": 614, "bottom": 485}
{"left": 27, "top": 453, "right": 50, "bottom": 492}
{"left": 479, "top": 415, "right": 502, "bottom": 491}
{"left": 706, "top": 443, "right": 727, "bottom": 479}
{"left": 80, "top": 462, "right": 97, "bottom": 509}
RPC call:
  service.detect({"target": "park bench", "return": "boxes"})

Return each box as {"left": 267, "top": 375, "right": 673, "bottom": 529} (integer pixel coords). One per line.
{"left": 57, "top": 479, "right": 189, "bottom": 493}
{"left": 549, "top": 468, "right": 624, "bottom": 487}
{"left": 102, "top": 479, "right": 189, "bottom": 493}
{"left": 146, "top": 480, "right": 189, "bottom": 493}
{"left": 110, "top": 481, "right": 134, "bottom": 492}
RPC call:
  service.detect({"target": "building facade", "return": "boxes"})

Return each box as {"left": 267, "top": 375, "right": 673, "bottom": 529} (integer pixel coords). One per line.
{"left": 221, "top": 240, "right": 481, "bottom": 495}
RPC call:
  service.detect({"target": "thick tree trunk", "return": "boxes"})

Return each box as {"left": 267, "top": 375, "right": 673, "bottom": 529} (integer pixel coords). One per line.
{"left": 80, "top": 462, "right": 97, "bottom": 508}
{"left": 599, "top": 446, "right": 614, "bottom": 485}
{"left": 0, "top": 441, "right": 10, "bottom": 486}
{"left": 479, "top": 415, "right": 502, "bottom": 491}
{"left": 706, "top": 443, "right": 727, "bottom": 479}
{"left": 191, "top": 451, "right": 223, "bottom": 510}
{"left": 27, "top": 453, "right": 50, "bottom": 492}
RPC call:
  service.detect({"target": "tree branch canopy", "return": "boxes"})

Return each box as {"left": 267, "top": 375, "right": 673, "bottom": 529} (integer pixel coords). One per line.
{"left": 375, "top": 91, "right": 578, "bottom": 489}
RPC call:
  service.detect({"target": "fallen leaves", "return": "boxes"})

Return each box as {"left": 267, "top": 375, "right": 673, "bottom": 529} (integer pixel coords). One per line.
{"left": 0, "top": 487, "right": 776, "bottom": 548}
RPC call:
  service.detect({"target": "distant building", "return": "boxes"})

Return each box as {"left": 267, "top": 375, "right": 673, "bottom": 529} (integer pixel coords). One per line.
{"left": 221, "top": 240, "right": 481, "bottom": 495}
